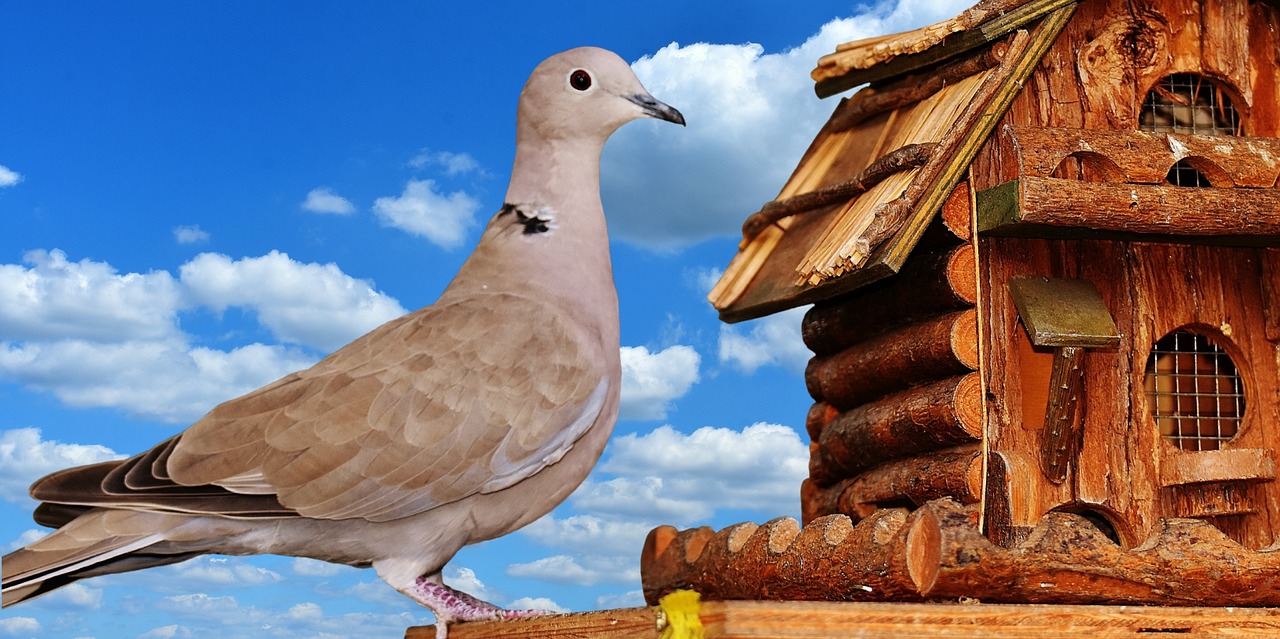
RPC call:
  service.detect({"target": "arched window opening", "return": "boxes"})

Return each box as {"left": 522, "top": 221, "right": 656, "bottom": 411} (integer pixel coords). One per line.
{"left": 1144, "top": 329, "right": 1245, "bottom": 451}
{"left": 1140, "top": 74, "right": 1241, "bottom": 136}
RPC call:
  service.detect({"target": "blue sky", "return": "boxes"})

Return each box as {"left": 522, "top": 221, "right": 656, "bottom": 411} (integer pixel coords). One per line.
{"left": 0, "top": 2, "right": 970, "bottom": 637}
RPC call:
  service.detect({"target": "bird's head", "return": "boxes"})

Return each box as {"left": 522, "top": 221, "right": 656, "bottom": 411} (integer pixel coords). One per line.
{"left": 518, "top": 46, "right": 684, "bottom": 143}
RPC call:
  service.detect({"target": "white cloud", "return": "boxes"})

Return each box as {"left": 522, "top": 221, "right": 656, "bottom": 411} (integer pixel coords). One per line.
{"left": 301, "top": 187, "right": 356, "bottom": 215}
{"left": 0, "top": 339, "right": 314, "bottom": 423}
{"left": 291, "top": 557, "right": 347, "bottom": 578}
{"left": 0, "top": 164, "right": 21, "bottom": 188}
{"left": 139, "top": 625, "right": 193, "bottom": 639}
{"left": 409, "top": 150, "right": 482, "bottom": 176}
{"left": 443, "top": 567, "right": 497, "bottom": 603}
{"left": 601, "top": 0, "right": 974, "bottom": 249}
{"left": 0, "top": 428, "right": 123, "bottom": 505}
{"left": 619, "top": 345, "right": 700, "bottom": 420}
{"left": 596, "top": 590, "right": 645, "bottom": 610}
{"left": 0, "top": 617, "right": 39, "bottom": 635}
{"left": 172, "top": 225, "right": 210, "bottom": 244}
{"left": 0, "top": 249, "right": 181, "bottom": 342}
{"left": 521, "top": 514, "right": 655, "bottom": 556}
{"left": 685, "top": 266, "right": 723, "bottom": 296}
{"left": 373, "top": 179, "right": 480, "bottom": 249}
{"left": 285, "top": 602, "right": 324, "bottom": 621}
{"left": 581, "top": 423, "right": 809, "bottom": 524}
{"left": 179, "top": 251, "right": 407, "bottom": 351}
{"left": 718, "top": 305, "right": 811, "bottom": 374}
{"left": 174, "top": 557, "right": 281, "bottom": 586}
{"left": 506, "top": 554, "right": 637, "bottom": 587}
{"left": 157, "top": 593, "right": 243, "bottom": 618}
{"left": 508, "top": 596, "right": 569, "bottom": 613}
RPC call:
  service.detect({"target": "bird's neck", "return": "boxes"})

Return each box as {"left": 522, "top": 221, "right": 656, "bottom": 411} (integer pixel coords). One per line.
{"left": 443, "top": 134, "right": 619, "bottom": 350}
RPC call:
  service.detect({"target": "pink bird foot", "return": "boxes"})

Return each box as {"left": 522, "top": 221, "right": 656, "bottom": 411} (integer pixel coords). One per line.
{"left": 409, "top": 577, "right": 555, "bottom": 639}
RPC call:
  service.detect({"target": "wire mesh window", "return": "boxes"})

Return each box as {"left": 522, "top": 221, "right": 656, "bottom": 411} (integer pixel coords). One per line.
{"left": 1139, "top": 74, "right": 1241, "bottom": 136}
{"left": 1166, "top": 159, "right": 1214, "bottom": 187}
{"left": 1145, "top": 330, "right": 1245, "bottom": 451}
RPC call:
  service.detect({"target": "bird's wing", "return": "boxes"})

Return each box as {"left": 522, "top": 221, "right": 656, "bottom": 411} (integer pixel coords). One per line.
{"left": 34, "top": 292, "right": 606, "bottom": 524}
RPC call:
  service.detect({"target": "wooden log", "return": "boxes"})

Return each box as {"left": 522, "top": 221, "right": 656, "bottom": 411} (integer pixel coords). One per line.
{"left": 802, "top": 242, "right": 976, "bottom": 355}
{"left": 804, "top": 402, "right": 839, "bottom": 441}
{"left": 805, "top": 445, "right": 983, "bottom": 520}
{"left": 815, "top": 374, "right": 982, "bottom": 480}
{"left": 1037, "top": 345, "right": 1084, "bottom": 484}
{"left": 806, "top": 309, "right": 979, "bottom": 408}
{"left": 978, "top": 177, "right": 1280, "bottom": 241}
{"left": 907, "top": 498, "right": 1280, "bottom": 606}
{"left": 829, "top": 43, "right": 1008, "bottom": 134}
{"left": 940, "top": 181, "right": 972, "bottom": 241}
{"left": 1003, "top": 126, "right": 1280, "bottom": 187}
{"left": 641, "top": 510, "right": 920, "bottom": 606}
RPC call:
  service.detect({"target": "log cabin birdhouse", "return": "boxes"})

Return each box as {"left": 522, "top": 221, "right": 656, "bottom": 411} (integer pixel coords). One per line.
{"left": 641, "top": 0, "right": 1280, "bottom": 607}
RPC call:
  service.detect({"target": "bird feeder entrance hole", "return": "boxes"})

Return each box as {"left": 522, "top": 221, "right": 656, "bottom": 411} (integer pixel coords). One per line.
{"left": 1145, "top": 329, "right": 1246, "bottom": 452}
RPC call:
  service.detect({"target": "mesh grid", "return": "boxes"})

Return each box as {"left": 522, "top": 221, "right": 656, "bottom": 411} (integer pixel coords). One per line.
{"left": 1139, "top": 74, "right": 1241, "bottom": 136}
{"left": 1145, "top": 330, "right": 1245, "bottom": 451}
{"left": 1166, "top": 159, "right": 1214, "bottom": 187}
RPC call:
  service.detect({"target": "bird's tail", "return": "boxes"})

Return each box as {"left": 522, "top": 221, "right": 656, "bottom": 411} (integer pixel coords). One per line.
{"left": 2, "top": 508, "right": 198, "bottom": 607}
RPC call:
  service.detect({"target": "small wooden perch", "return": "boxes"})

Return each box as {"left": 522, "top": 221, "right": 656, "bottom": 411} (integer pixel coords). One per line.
{"left": 813, "top": 374, "right": 983, "bottom": 481}
{"left": 741, "top": 143, "right": 937, "bottom": 242}
{"left": 978, "top": 177, "right": 1280, "bottom": 241}
{"left": 806, "top": 309, "right": 979, "bottom": 409}
{"left": 802, "top": 242, "right": 976, "bottom": 356}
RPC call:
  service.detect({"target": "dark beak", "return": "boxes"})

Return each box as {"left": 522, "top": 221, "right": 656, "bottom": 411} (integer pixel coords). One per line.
{"left": 627, "top": 93, "right": 686, "bottom": 126}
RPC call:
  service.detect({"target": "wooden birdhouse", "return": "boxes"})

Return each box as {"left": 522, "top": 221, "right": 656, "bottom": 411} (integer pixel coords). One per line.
{"left": 641, "top": 0, "right": 1280, "bottom": 609}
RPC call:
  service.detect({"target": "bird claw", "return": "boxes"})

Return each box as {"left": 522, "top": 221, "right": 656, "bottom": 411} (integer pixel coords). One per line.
{"left": 409, "top": 577, "right": 555, "bottom": 639}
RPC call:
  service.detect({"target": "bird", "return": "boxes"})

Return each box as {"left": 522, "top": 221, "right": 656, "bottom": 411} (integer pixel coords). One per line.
{"left": 2, "top": 46, "right": 684, "bottom": 638}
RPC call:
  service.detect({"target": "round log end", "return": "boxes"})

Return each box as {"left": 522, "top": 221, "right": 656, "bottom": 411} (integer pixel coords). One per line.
{"left": 905, "top": 508, "right": 943, "bottom": 596}
{"left": 642, "top": 525, "right": 680, "bottom": 568}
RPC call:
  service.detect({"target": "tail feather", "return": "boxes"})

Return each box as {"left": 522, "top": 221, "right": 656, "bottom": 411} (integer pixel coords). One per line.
{"left": 2, "top": 509, "right": 196, "bottom": 607}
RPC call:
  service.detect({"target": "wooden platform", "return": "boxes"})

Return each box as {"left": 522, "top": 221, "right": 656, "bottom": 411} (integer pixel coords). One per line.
{"left": 405, "top": 600, "right": 1280, "bottom": 637}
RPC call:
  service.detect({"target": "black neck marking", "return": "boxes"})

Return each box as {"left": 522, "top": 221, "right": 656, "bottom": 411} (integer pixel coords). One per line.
{"left": 499, "top": 203, "right": 551, "bottom": 235}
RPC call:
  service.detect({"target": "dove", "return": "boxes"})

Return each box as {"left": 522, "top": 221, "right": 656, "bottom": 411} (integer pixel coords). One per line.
{"left": 2, "top": 46, "right": 684, "bottom": 637}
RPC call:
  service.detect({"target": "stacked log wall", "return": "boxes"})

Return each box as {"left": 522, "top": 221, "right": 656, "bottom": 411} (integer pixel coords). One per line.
{"left": 801, "top": 186, "right": 984, "bottom": 524}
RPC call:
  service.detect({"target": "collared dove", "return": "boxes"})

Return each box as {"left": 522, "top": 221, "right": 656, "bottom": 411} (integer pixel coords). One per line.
{"left": 2, "top": 46, "right": 684, "bottom": 637}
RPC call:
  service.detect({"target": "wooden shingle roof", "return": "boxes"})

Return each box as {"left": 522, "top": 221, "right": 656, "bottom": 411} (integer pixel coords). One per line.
{"left": 709, "top": 0, "right": 1077, "bottom": 323}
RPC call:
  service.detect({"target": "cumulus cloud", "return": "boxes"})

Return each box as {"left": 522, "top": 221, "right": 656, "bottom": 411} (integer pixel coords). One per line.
{"left": 577, "top": 423, "right": 808, "bottom": 523}
{"left": 174, "top": 557, "right": 282, "bottom": 586}
{"left": 0, "top": 249, "right": 404, "bottom": 422}
{"left": 373, "top": 179, "right": 480, "bottom": 249}
{"left": 0, "top": 164, "right": 21, "bottom": 188}
{"left": 180, "top": 251, "right": 407, "bottom": 351}
{"left": 509, "top": 596, "right": 569, "bottom": 613}
{"left": 301, "top": 187, "right": 356, "bottom": 215}
{"left": 172, "top": 225, "right": 210, "bottom": 244}
{"left": 0, "top": 249, "right": 182, "bottom": 342}
{"left": 0, "top": 339, "right": 314, "bottom": 423}
{"left": 409, "top": 150, "right": 482, "bottom": 176}
{"left": 619, "top": 345, "right": 700, "bottom": 420}
{"left": 291, "top": 557, "right": 347, "bottom": 578}
{"left": 506, "top": 554, "right": 638, "bottom": 587}
{"left": 601, "top": 0, "right": 974, "bottom": 250}
{"left": 0, "top": 428, "right": 123, "bottom": 504}
{"left": 140, "top": 625, "right": 193, "bottom": 639}
{"left": 444, "top": 567, "right": 497, "bottom": 603}
{"left": 718, "top": 305, "right": 811, "bottom": 374}
{"left": 0, "top": 617, "right": 39, "bottom": 635}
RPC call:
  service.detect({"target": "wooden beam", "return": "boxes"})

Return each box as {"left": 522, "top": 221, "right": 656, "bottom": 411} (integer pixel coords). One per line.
{"left": 978, "top": 177, "right": 1280, "bottom": 242}
{"left": 804, "top": 445, "right": 982, "bottom": 521}
{"left": 407, "top": 599, "right": 1280, "bottom": 638}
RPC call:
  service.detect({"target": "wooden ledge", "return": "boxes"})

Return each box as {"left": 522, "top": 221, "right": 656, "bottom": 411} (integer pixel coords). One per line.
{"left": 406, "top": 600, "right": 1280, "bottom": 638}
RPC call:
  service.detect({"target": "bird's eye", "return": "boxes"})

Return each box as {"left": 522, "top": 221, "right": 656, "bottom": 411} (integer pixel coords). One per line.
{"left": 569, "top": 69, "right": 592, "bottom": 91}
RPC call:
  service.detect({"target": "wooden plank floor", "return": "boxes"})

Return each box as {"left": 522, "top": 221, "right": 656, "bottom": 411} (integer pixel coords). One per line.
{"left": 405, "top": 600, "right": 1280, "bottom": 638}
